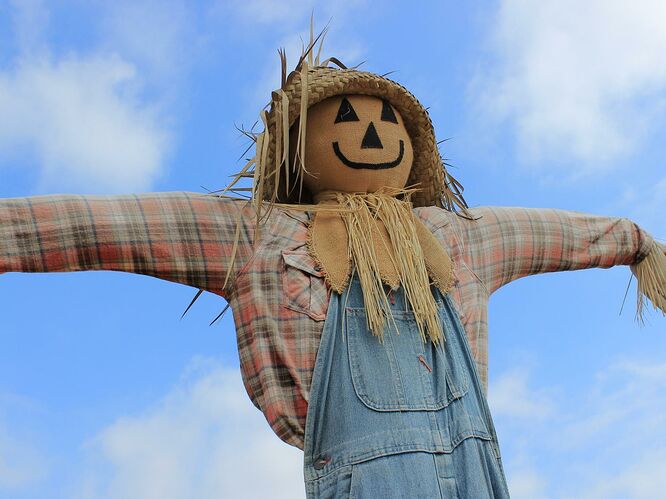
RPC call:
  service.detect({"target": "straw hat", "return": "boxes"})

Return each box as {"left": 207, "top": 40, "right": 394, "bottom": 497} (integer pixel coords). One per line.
{"left": 228, "top": 36, "right": 469, "bottom": 213}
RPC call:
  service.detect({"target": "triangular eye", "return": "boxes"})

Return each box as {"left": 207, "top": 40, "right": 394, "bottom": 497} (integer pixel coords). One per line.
{"left": 334, "top": 97, "right": 360, "bottom": 123}
{"left": 381, "top": 100, "right": 398, "bottom": 123}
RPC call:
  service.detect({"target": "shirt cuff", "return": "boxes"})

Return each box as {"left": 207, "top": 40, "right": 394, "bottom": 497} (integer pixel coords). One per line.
{"left": 633, "top": 221, "right": 655, "bottom": 264}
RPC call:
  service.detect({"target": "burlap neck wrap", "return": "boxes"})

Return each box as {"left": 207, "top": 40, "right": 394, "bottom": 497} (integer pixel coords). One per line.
{"left": 306, "top": 189, "right": 453, "bottom": 344}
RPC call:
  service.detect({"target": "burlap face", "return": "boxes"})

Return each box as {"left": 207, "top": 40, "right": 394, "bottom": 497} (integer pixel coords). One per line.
{"left": 291, "top": 95, "right": 414, "bottom": 195}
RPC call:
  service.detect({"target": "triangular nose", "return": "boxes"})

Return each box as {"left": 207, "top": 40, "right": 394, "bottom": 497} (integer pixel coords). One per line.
{"left": 361, "top": 122, "right": 383, "bottom": 149}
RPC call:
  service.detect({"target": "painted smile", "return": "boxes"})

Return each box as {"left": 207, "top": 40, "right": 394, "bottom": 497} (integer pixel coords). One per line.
{"left": 332, "top": 140, "right": 405, "bottom": 170}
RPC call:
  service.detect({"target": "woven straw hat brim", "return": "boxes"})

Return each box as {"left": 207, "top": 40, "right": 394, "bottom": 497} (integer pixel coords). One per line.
{"left": 264, "top": 66, "right": 446, "bottom": 208}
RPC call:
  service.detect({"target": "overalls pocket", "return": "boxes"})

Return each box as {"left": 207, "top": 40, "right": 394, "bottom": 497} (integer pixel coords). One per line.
{"left": 345, "top": 301, "right": 469, "bottom": 412}
{"left": 281, "top": 250, "right": 329, "bottom": 321}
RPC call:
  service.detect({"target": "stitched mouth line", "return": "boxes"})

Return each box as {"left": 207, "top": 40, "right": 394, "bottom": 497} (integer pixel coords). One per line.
{"left": 332, "top": 140, "right": 405, "bottom": 170}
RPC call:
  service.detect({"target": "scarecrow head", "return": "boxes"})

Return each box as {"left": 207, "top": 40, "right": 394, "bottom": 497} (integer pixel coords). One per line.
{"left": 228, "top": 43, "right": 469, "bottom": 214}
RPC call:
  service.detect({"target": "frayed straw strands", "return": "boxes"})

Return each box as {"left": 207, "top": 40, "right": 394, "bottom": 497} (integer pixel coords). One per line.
{"left": 632, "top": 241, "right": 666, "bottom": 321}
{"left": 330, "top": 188, "right": 444, "bottom": 343}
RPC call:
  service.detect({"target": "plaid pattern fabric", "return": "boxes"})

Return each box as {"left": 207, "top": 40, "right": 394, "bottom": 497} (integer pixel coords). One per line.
{"left": 0, "top": 192, "right": 255, "bottom": 293}
{"left": 418, "top": 205, "right": 653, "bottom": 390}
{"left": 0, "top": 193, "right": 653, "bottom": 449}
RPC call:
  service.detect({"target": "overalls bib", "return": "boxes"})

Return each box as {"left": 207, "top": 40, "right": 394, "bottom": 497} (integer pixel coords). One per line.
{"left": 303, "top": 278, "right": 511, "bottom": 498}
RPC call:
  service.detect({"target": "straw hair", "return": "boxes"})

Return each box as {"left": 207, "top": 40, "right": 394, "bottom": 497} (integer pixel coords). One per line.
{"left": 632, "top": 241, "right": 666, "bottom": 321}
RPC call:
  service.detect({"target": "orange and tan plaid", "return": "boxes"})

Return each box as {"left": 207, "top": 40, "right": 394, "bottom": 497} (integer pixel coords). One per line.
{"left": 0, "top": 192, "right": 653, "bottom": 449}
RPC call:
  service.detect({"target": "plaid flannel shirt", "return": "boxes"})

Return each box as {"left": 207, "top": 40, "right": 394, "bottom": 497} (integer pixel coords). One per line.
{"left": 0, "top": 191, "right": 653, "bottom": 449}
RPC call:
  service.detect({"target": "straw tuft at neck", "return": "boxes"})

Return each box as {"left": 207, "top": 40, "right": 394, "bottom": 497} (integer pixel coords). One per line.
{"left": 333, "top": 188, "right": 443, "bottom": 343}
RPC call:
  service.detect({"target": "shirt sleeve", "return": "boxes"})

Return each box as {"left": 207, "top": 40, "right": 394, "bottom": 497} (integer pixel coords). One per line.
{"left": 462, "top": 206, "right": 654, "bottom": 295}
{"left": 0, "top": 191, "right": 255, "bottom": 297}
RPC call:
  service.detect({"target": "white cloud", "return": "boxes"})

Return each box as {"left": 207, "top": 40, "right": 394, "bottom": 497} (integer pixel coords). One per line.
{"left": 0, "top": 1, "right": 175, "bottom": 193}
{"left": 491, "top": 358, "right": 666, "bottom": 498}
{"left": 575, "top": 449, "right": 666, "bottom": 499}
{"left": 100, "top": 0, "right": 195, "bottom": 85}
{"left": 0, "top": 55, "right": 168, "bottom": 192}
{"left": 489, "top": 367, "right": 555, "bottom": 420}
{"left": 75, "top": 359, "right": 304, "bottom": 499}
{"left": 506, "top": 468, "right": 549, "bottom": 499}
{"left": 476, "top": 0, "right": 666, "bottom": 173}
{"left": 554, "top": 360, "right": 666, "bottom": 455}
{"left": 0, "top": 419, "right": 48, "bottom": 490}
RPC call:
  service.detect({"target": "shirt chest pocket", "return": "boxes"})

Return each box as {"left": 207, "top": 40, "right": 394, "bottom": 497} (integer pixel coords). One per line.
{"left": 281, "top": 250, "right": 329, "bottom": 321}
{"left": 345, "top": 306, "right": 469, "bottom": 411}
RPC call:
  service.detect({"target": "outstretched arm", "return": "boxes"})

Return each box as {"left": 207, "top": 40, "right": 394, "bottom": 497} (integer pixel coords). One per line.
{"left": 463, "top": 206, "right": 663, "bottom": 311}
{"left": 0, "top": 191, "right": 254, "bottom": 297}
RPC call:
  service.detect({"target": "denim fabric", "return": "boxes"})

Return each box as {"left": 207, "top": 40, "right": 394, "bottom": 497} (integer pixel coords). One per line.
{"left": 303, "top": 278, "right": 510, "bottom": 498}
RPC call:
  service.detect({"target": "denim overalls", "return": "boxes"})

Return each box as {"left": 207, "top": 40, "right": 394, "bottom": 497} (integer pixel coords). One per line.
{"left": 303, "top": 277, "right": 510, "bottom": 498}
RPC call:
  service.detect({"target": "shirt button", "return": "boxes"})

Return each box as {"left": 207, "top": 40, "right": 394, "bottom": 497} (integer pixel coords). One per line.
{"left": 313, "top": 455, "right": 331, "bottom": 470}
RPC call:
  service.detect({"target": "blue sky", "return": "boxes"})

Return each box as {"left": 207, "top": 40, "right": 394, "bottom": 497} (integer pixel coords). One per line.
{"left": 0, "top": 1, "right": 665, "bottom": 498}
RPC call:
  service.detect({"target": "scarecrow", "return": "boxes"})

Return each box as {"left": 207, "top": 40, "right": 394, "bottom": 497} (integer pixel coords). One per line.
{"left": 0, "top": 34, "right": 664, "bottom": 497}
